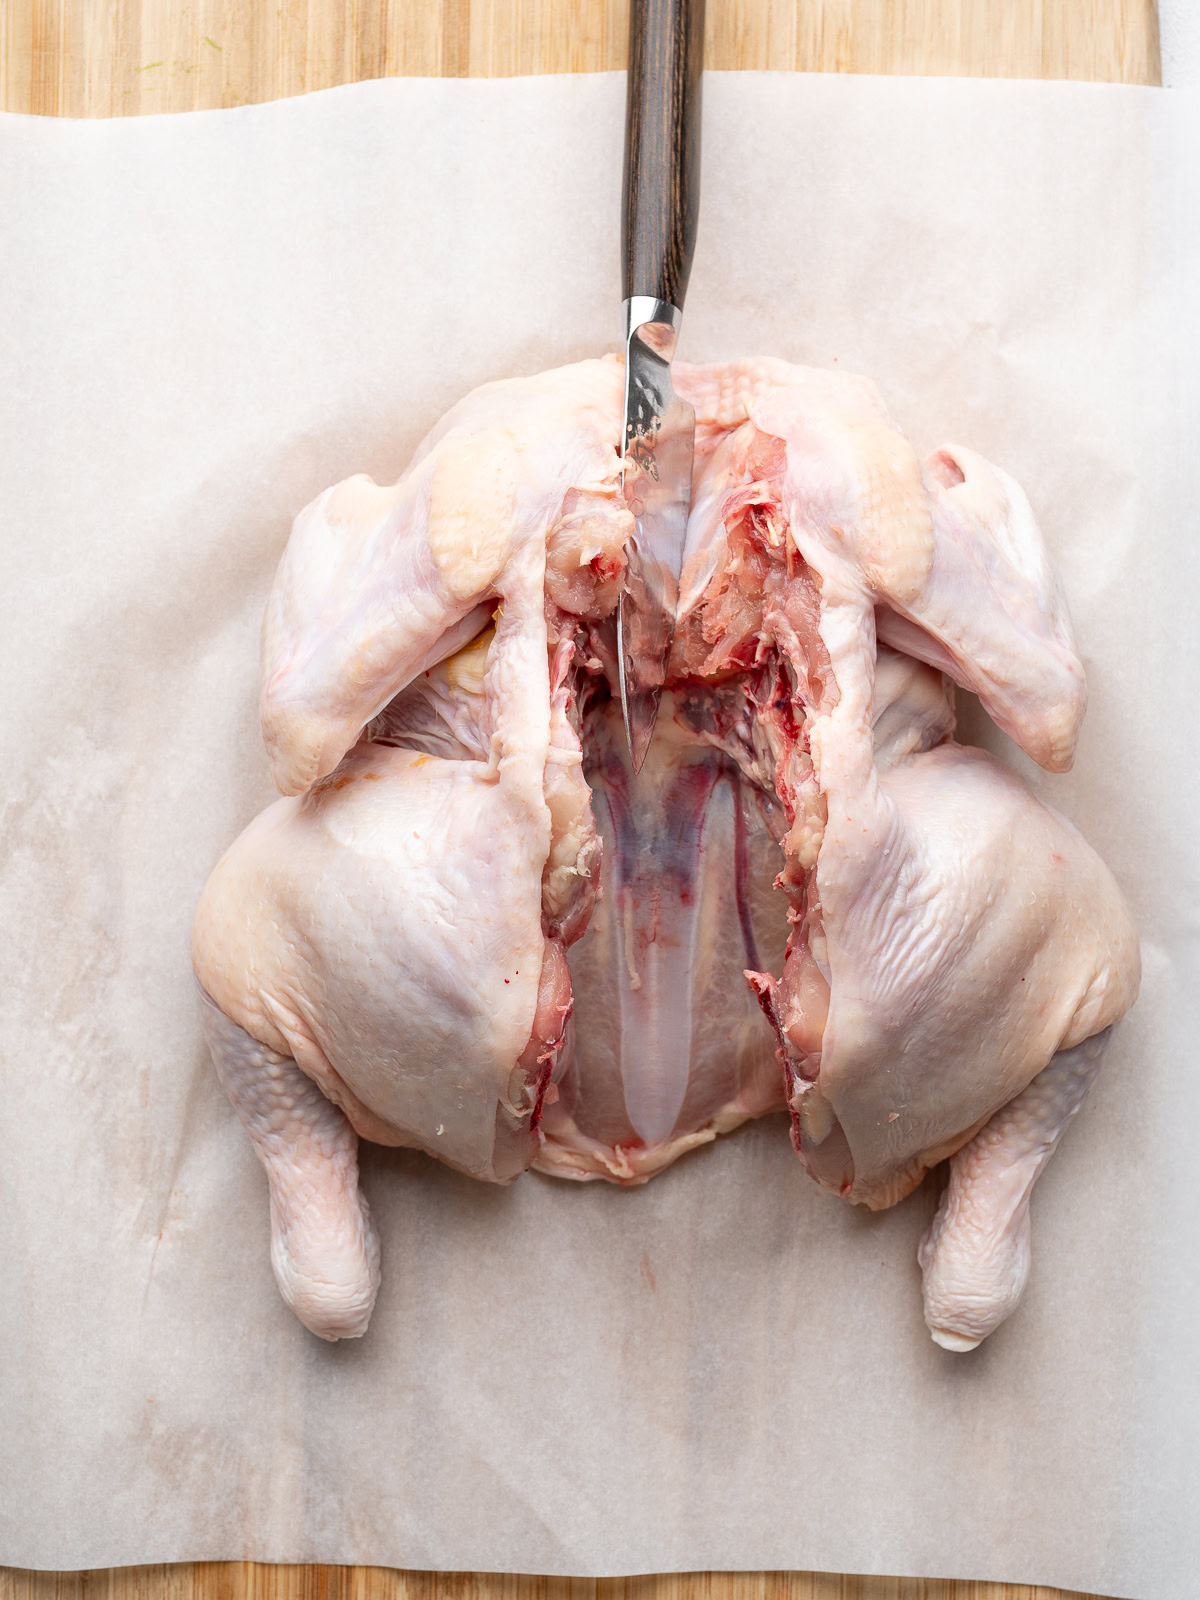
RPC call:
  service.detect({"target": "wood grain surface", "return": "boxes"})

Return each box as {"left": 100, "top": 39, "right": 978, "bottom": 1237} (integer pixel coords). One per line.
{"left": 0, "top": 1566, "right": 1121, "bottom": 1600}
{"left": 0, "top": 3, "right": 1157, "bottom": 1600}
{"left": 0, "top": 0, "right": 1159, "bottom": 118}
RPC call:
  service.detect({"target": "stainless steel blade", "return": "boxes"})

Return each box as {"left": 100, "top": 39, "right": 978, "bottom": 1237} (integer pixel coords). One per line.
{"left": 618, "top": 295, "right": 695, "bottom": 772}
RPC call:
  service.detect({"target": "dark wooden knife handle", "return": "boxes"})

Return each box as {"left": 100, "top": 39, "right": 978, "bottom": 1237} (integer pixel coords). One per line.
{"left": 622, "top": 0, "right": 706, "bottom": 311}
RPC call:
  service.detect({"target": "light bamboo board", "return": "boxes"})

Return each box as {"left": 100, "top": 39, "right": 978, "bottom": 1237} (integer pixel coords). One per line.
{"left": 0, "top": 0, "right": 1159, "bottom": 117}
{"left": 0, "top": 2, "right": 1159, "bottom": 1599}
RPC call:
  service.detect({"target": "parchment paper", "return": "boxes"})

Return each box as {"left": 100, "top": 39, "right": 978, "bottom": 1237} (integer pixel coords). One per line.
{"left": 2, "top": 67, "right": 1197, "bottom": 1598}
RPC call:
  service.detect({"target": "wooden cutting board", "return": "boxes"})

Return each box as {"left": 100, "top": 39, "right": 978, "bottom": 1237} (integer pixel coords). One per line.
{"left": 0, "top": 0, "right": 1160, "bottom": 115}
{"left": 0, "top": 3, "right": 1159, "bottom": 1600}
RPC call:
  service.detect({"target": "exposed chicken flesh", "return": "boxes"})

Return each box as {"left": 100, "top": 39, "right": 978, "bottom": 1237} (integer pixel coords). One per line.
{"left": 191, "top": 355, "right": 1139, "bottom": 1348}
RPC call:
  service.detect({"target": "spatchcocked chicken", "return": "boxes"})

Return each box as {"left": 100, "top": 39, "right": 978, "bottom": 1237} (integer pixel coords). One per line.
{"left": 191, "top": 356, "right": 1139, "bottom": 1349}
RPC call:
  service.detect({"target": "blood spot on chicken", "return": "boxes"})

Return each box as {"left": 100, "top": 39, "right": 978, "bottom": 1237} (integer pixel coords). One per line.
{"left": 927, "top": 449, "right": 967, "bottom": 489}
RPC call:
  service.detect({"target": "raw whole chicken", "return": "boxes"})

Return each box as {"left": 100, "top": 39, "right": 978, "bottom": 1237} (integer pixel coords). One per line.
{"left": 191, "top": 355, "right": 1139, "bottom": 1350}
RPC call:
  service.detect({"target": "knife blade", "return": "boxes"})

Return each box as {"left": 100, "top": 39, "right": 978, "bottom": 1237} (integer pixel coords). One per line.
{"left": 617, "top": 0, "right": 705, "bottom": 772}
{"left": 618, "top": 300, "right": 694, "bottom": 771}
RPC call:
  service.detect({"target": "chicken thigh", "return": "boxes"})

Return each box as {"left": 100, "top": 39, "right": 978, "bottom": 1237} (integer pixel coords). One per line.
{"left": 192, "top": 355, "right": 1138, "bottom": 1347}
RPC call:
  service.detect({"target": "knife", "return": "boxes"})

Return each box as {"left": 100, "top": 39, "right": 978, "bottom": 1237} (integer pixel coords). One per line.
{"left": 618, "top": 0, "right": 705, "bottom": 772}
